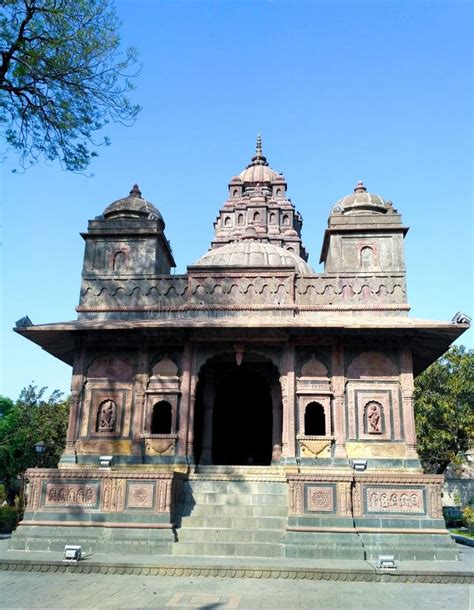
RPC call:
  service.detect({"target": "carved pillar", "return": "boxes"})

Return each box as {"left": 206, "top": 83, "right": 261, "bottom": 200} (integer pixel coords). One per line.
{"left": 400, "top": 346, "right": 418, "bottom": 457}
{"left": 64, "top": 338, "right": 86, "bottom": 456}
{"left": 281, "top": 341, "right": 296, "bottom": 458}
{"left": 133, "top": 345, "right": 149, "bottom": 446}
{"left": 271, "top": 383, "right": 283, "bottom": 461}
{"left": 177, "top": 342, "right": 192, "bottom": 456}
{"left": 186, "top": 344, "right": 198, "bottom": 459}
{"left": 200, "top": 370, "right": 215, "bottom": 464}
{"left": 332, "top": 339, "right": 347, "bottom": 458}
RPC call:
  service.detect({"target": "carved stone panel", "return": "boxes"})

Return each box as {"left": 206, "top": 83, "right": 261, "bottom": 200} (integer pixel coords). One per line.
{"left": 44, "top": 483, "right": 99, "bottom": 508}
{"left": 305, "top": 485, "right": 335, "bottom": 513}
{"left": 365, "top": 486, "right": 425, "bottom": 515}
{"left": 126, "top": 482, "right": 155, "bottom": 510}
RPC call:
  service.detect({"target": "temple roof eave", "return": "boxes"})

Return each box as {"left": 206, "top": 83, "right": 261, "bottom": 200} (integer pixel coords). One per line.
{"left": 14, "top": 318, "right": 469, "bottom": 376}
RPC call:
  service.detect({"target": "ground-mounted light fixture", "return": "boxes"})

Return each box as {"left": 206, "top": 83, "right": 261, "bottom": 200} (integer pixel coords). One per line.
{"left": 376, "top": 554, "right": 397, "bottom": 569}
{"left": 99, "top": 455, "right": 113, "bottom": 468}
{"left": 352, "top": 459, "right": 367, "bottom": 472}
{"left": 63, "top": 545, "right": 82, "bottom": 563}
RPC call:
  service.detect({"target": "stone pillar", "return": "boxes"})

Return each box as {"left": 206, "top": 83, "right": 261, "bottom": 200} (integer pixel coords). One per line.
{"left": 177, "top": 342, "right": 192, "bottom": 457}
{"left": 332, "top": 339, "right": 347, "bottom": 459}
{"left": 271, "top": 383, "right": 283, "bottom": 461}
{"left": 281, "top": 341, "right": 296, "bottom": 458}
{"left": 186, "top": 345, "right": 198, "bottom": 460}
{"left": 62, "top": 338, "right": 86, "bottom": 461}
{"left": 200, "top": 370, "right": 215, "bottom": 464}
{"left": 133, "top": 345, "right": 149, "bottom": 450}
{"left": 400, "top": 346, "right": 418, "bottom": 458}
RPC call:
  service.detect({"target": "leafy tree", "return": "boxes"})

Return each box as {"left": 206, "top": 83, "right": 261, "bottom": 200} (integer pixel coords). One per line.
{"left": 0, "top": 384, "right": 69, "bottom": 505}
{"left": 0, "top": 0, "right": 140, "bottom": 171}
{"left": 414, "top": 345, "right": 474, "bottom": 474}
{"left": 0, "top": 395, "right": 14, "bottom": 418}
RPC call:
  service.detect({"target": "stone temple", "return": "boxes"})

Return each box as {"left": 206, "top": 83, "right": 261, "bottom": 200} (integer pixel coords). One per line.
{"left": 12, "top": 137, "right": 470, "bottom": 560}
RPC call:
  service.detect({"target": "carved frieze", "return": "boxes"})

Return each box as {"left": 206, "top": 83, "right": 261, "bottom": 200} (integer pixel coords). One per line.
{"left": 76, "top": 439, "right": 133, "bottom": 455}
{"left": 45, "top": 483, "right": 98, "bottom": 508}
{"left": 365, "top": 487, "right": 425, "bottom": 514}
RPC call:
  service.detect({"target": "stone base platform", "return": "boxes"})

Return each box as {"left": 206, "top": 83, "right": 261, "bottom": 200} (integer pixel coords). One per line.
{"left": 0, "top": 539, "right": 472, "bottom": 584}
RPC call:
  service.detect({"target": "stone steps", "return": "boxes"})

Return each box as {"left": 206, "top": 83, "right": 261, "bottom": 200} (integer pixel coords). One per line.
{"left": 172, "top": 541, "right": 285, "bottom": 558}
{"left": 173, "top": 477, "right": 288, "bottom": 558}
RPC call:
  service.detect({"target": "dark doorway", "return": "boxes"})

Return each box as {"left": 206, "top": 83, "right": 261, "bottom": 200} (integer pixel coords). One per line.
{"left": 194, "top": 357, "right": 276, "bottom": 466}
{"left": 213, "top": 366, "right": 272, "bottom": 465}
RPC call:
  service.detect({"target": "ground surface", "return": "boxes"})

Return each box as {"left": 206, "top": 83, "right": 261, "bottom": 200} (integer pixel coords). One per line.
{"left": 0, "top": 568, "right": 473, "bottom": 609}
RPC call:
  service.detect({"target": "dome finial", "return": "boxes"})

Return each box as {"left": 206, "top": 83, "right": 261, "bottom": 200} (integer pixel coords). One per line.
{"left": 354, "top": 180, "right": 367, "bottom": 193}
{"left": 130, "top": 184, "right": 142, "bottom": 198}
{"left": 248, "top": 133, "right": 268, "bottom": 167}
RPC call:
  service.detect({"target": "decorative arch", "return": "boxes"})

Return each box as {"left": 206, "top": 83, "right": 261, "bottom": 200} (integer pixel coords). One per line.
{"left": 300, "top": 355, "right": 328, "bottom": 378}
{"left": 237, "top": 213, "right": 244, "bottom": 225}
{"left": 347, "top": 351, "right": 398, "bottom": 379}
{"left": 253, "top": 211, "right": 261, "bottom": 222}
{"left": 151, "top": 354, "right": 179, "bottom": 377}
{"left": 87, "top": 355, "right": 134, "bottom": 382}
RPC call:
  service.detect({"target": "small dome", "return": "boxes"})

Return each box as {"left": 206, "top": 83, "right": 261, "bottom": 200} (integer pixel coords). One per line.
{"left": 103, "top": 184, "right": 164, "bottom": 226}
{"left": 238, "top": 134, "right": 279, "bottom": 184}
{"left": 331, "top": 181, "right": 388, "bottom": 215}
{"left": 194, "top": 241, "right": 314, "bottom": 275}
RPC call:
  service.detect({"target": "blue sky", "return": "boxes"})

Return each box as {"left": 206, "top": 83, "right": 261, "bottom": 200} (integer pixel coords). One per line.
{"left": 1, "top": 0, "right": 472, "bottom": 400}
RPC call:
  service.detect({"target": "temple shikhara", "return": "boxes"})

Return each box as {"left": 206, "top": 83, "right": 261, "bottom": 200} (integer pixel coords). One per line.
{"left": 12, "top": 137, "right": 469, "bottom": 560}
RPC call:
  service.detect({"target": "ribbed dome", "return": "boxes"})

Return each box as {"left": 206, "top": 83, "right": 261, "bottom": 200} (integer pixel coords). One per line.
{"left": 194, "top": 241, "right": 314, "bottom": 275}
{"left": 332, "top": 181, "right": 388, "bottom": 215}
{"left": 103, "top": 185, "right": 164, "bottom": 226}
{"left": 239, "top": 163, "right": 278, "bottom": 183}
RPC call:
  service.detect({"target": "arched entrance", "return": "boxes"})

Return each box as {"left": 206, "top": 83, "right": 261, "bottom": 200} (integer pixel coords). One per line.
{"left": 193, "top": 353, "right": 281, "bottom": 466}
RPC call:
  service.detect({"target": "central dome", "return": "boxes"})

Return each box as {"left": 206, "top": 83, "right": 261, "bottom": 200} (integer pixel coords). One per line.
{"left": 238, "top": 134, "right": 279, "bottom": 184}
{"left": 194, "top": 241, "right": 314, "bottom": 275}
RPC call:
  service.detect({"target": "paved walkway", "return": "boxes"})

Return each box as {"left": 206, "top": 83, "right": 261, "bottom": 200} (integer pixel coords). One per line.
{"left": 1, "top": 567, "right": 473, "bottom": 609}
{"left": 1, "top": 538, "right": 473, "bottom": 608}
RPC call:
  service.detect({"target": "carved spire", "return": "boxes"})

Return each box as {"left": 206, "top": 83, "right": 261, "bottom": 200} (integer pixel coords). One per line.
{"left": 248, "top": 133, "right": 268, "bottom": 167}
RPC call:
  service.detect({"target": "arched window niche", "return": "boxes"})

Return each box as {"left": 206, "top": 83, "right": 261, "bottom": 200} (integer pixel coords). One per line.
{"left": 150, "top": 400, "right": 172, "bottom": 435}
{"left": 360, "top": 245, "right": 374, "bottom": 270}
{"left": 304, "top": 402, "right": 326, "bottom": 436}
{"left": 112, "top": 250, "right": 127, "bottom": 272}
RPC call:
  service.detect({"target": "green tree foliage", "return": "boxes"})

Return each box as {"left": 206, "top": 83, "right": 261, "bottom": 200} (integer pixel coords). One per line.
{"left": 0, "top": 385, "right": 69, "bottom": 504}
{"left": 414, "top": 345, "right": 474, "bottom": 474}
{"left": 0, "top": 0, "right": 140, "bottom": 170}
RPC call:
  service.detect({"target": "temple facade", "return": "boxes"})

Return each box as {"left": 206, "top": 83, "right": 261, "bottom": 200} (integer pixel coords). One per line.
{"left": 12, "top": 138, "right": 469, "bottom": 560}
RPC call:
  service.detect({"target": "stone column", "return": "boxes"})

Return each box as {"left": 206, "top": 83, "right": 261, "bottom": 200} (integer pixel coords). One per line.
{"left": 132, "top": 345, "right": 149, "bottom": 452}
{"left": 332, "top": 339, "right": 347, "bottom": 458}
{"left": 281, "top": 341, "right": 296, "bottom": 458}
{"left": 62, "top": 338, "right": 86, "bottom": 461}
{"left": 271, "top": 383, "right": 283, "bottom": 461}
{"left": 186, "top": 345, "right": 198, "bottom": 460}
{"left": 200, "top": 370, "right": 215, "bottom": 464}
{"left": 177, "top": 342, "right": 192, "bottom": 457}
{"left": 400, "top": 346, "right": 418, "bottom": 457}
